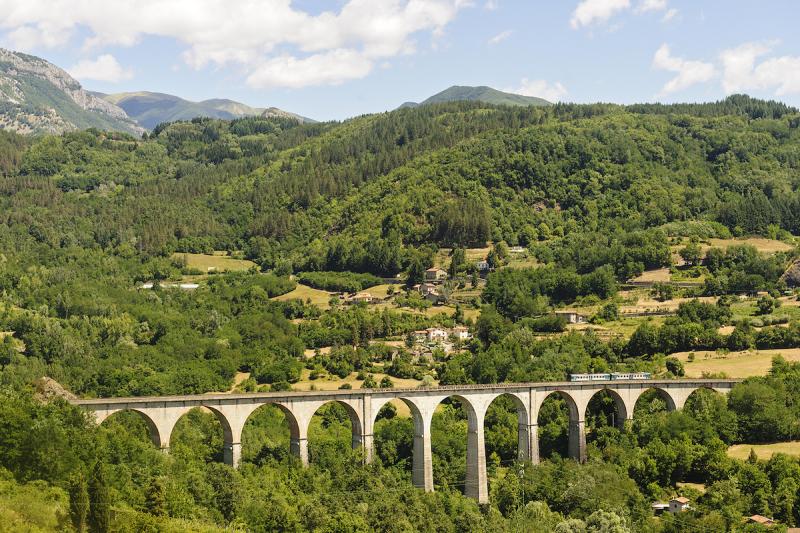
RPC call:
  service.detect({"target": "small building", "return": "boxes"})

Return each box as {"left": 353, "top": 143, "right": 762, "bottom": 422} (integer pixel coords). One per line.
{"left": 348, "top": 292, "right": 374, "bottom": 304}
{"left": 509, "top": 246, "right": 526, "bottom": 254}
{"left": 748, "top": 515, "right": 775, "bottom": 526}
{"left": 424, "top": 268, "right": 448, "bottom": 281}
{"left": 668, "top": 497, "right": 690, "bottom": 513}
{"left": 475, "top": 260, "right": 490, "bottom": 272}
{"left": 651, "top": 502, "right": 669, "bottom": 515}
{"left": 426, "top": 327, "right": 448, "bottom": 342}
{"left": 411, "top": 330, "right": 428, "bottom": 343}
{"left": 417, "top": 282, "right": 438, "bottom": 294}
{"left": 555, "top": 311, "right": 588, "bottom": 324}
{"left": 451, "top": 326, "right": 472, "bottom": 341}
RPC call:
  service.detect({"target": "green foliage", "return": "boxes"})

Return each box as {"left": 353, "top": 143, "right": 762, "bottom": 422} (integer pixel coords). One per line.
{"left": 297, "top": 271, "right": 382, "bottom": 292}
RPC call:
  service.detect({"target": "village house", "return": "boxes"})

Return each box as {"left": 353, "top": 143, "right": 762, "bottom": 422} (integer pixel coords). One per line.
{"left": 509, "top": 245, "right": 526, "bottom": 254}
{"left": 415, "top": 282, "right": 442, "bottom": 303}
{"left": 348, "top": 292, "right": 374, "bottom": 304}
{"left": 668, "top": 497, "right": 690, "bottom": 513}
{"left": 424, "top": 267, "right": 448, "bottom": 281}
{"left": 411, "top": 330, "right": 428, "bottom": 344}
{"left": 426, "top": 327, "right": 449, "bottom": 342}
{"left": 555, "top": 310, "right": 588, "bottom": 324}
{"left": 475, "top": 260, "right": 490, "bottom": 272}
{"left": 451, "top": 326, "right": 472, "bottom": 341}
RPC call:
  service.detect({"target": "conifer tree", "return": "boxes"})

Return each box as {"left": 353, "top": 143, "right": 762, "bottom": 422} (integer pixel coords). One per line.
{"left": 88, "top": 463, "right": 111, "bottom": 533}
{"left": 69, "top": 472, "right": 90, "bottom": 532}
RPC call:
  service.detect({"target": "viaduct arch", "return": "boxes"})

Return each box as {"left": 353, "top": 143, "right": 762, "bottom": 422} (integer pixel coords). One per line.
{"left": 80, "top": 378, "right": 738, "bottom": 504}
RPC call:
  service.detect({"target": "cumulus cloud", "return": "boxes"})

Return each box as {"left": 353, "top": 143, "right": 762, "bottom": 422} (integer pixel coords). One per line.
{"left": 570, "top": 0, "right": 673, "bottom": 29}
{"left": 0, "top": 0, "right": 468, "bottom": 88}
{"left": 652, "top": 43, "right": 715, "bottom": 95}
{"left": 570, "top": 0, "right": 630, "bottom": 29}
{"left": 488, "top": 30, "right": 513, "bottom": 45}
{"left": 68, "top": 54, "right": 133, "bottom": 82}
{"left": 507, "top": 78, "right": 568, "bottom": 102}
{"left": 720, "top": 41, "right": 800, "bottom": 96}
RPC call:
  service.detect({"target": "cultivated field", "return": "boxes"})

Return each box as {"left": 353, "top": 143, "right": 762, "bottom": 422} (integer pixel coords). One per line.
{"left": 727, "top": 441, "right": 800, "bottom": 461}
{"left": 173, "top": 252, "right": 256, "bottom": 272}
{"left": 675, "top": 348, "right": 800, "bottom": 378}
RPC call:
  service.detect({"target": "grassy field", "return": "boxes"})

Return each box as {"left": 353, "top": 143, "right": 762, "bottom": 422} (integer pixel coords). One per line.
{"left": 273, "top": 283, "right": 334, "bottom": 309}
{"left": 706, "top": 237, "right": 794, "bottom": 253}
{"left": 173, "top": 252, "right": 256, "bottom": 272}
{"left": 728, "top": 441, "right": 800, "bottom": 461}
{"left": 619, "top": 295, "right": 717, "bottom": 315}
{"left": 675, "top": 348, "right": 800, "bottom": 378}
{"left": 629, "top": 268, "right": 671, "bottom": 283}
{"left": 433, "top": 246, "right": 490, "bottom": 269}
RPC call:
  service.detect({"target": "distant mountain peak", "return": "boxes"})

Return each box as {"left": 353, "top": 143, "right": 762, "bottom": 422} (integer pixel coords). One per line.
{"left": 401, "top": 85, "right": 552, "bottom": 109}
{"left": 0, "top": 48, "right": 143, "bottom": 136}
{"left": 100, "top": 91, "right": 313, "bottom": 130}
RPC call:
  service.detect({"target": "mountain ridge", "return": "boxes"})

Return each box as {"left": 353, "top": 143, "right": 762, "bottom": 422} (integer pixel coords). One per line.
{"left": 99, "top": 91, "right": 313, "bottom": 130}
{"left": 0, "top": 48, "right": 144, "bottom": 135}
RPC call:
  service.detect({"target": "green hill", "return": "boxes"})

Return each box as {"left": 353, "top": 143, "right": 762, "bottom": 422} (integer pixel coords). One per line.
{"left": 0, "top": 48, "right": 143, "bottom": 135}
{"left": 101, "top": 91, "right": 311, "bottom": 130}
{"left": 402, "top": 85, "right": 552, "bottom": 108}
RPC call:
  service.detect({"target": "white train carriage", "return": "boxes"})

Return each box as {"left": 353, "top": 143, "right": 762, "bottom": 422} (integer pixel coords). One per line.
{"left": 569, "top": 372, "right": 651, "bottom": 382}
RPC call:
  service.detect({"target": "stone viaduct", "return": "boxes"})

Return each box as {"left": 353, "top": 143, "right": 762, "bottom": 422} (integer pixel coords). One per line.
{"left": 72, "top": 379, "right": 738, "bottom": 504}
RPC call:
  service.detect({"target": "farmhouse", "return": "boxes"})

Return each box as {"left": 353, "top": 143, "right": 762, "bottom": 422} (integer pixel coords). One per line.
{"left": 348, "top": 292, "right": 374, "bottom": 304}
{"left": 554, "top": 311, "right": 588, "bottom": 324}
{"left": 668, "top": 497, "right": 690, "bottom": 513}
{"left": 451, "top": 326, "right": 472, "bottom": 341}
{"left": 509, "top": 245, "right": 526, "bottom": 254}
{"left": 475, "top": 260, "right": 490, "bottom": 272}
{"left": 415, "top": 282, "right": 442, "bottom": 303}
{"left": 424, "top": 268, "right": 448, "bottom": 281}
{"left": 426, "top": 327, "right": 449, "bottom": 342}
{"left": 411, "top": 330, "right": 428, "bottom": 343}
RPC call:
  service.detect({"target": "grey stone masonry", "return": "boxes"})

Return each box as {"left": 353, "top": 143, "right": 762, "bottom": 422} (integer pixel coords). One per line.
{"left": 72, "top": 379, "right": 738, "bottom": 505}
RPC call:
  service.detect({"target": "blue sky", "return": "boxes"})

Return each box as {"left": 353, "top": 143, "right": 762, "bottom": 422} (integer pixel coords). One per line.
{"left": 1, "top": 0, "right": 799, "bottom": 121}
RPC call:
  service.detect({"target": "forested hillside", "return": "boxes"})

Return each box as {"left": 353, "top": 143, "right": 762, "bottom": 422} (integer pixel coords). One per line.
{"left": 2, "top": 95, "right": 800, "bottom": 531}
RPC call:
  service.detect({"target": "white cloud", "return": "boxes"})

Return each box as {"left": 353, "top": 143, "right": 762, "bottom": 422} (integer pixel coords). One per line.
{"left": 484, "top": 0, "right": 499, "bottom": 10}
{"left": 488, "top": 30, "right": 513, "bottom": 45}
{"left": 570, "top": 0, "right": 630, "bottom": 29}
{"left": 570, "top": 0, "right": 673, "bottom": 29}
{"left": 635, "top": 0, "right": 666, "bottom": 13}
{"left": 652, "top": 43, "right": 715, "bottom": 95}
{"left": 721, "top": 41, "right": 800, "bottom": 96}
{"left": 0, "top": 0, "right": 468, "bottom": 89}
{"left": 246, "top": 49, "right": 372, "bottom": 89}
{"left": 507, "top": 78, "right": 568, "bottom": 102}
{"left": 68, "top": 54, "right": 133, "bottom": 82}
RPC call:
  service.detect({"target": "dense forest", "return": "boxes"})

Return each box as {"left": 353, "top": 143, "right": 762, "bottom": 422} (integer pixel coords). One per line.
{"left": 1, "top": 95, "right": 800, "bottom": 531}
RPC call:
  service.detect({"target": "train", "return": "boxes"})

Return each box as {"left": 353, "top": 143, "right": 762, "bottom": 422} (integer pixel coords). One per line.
{"left": 568, "top": 372, "right": 652, "bottom": 382}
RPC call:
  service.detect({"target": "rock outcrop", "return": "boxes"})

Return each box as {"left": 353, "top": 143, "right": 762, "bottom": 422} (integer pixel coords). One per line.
{"left": 0, "top": 48, "right": 143, "bottom": 135}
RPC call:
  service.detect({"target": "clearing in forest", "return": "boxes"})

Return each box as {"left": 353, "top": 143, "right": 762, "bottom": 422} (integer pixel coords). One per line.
{"left": 173, "top": 252, "right": 256, "bottom": 272}
{"left": 273, "top": 283, "right": 334, "bottom": 309}
{"left": 705, "top": 237, "right": 794, "bottom": 254}
{"left": 675, "top": 348, "right": 800, "bottom": 378}
{"left": 727, "top": 441, "right": 800, "bottom": 461}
